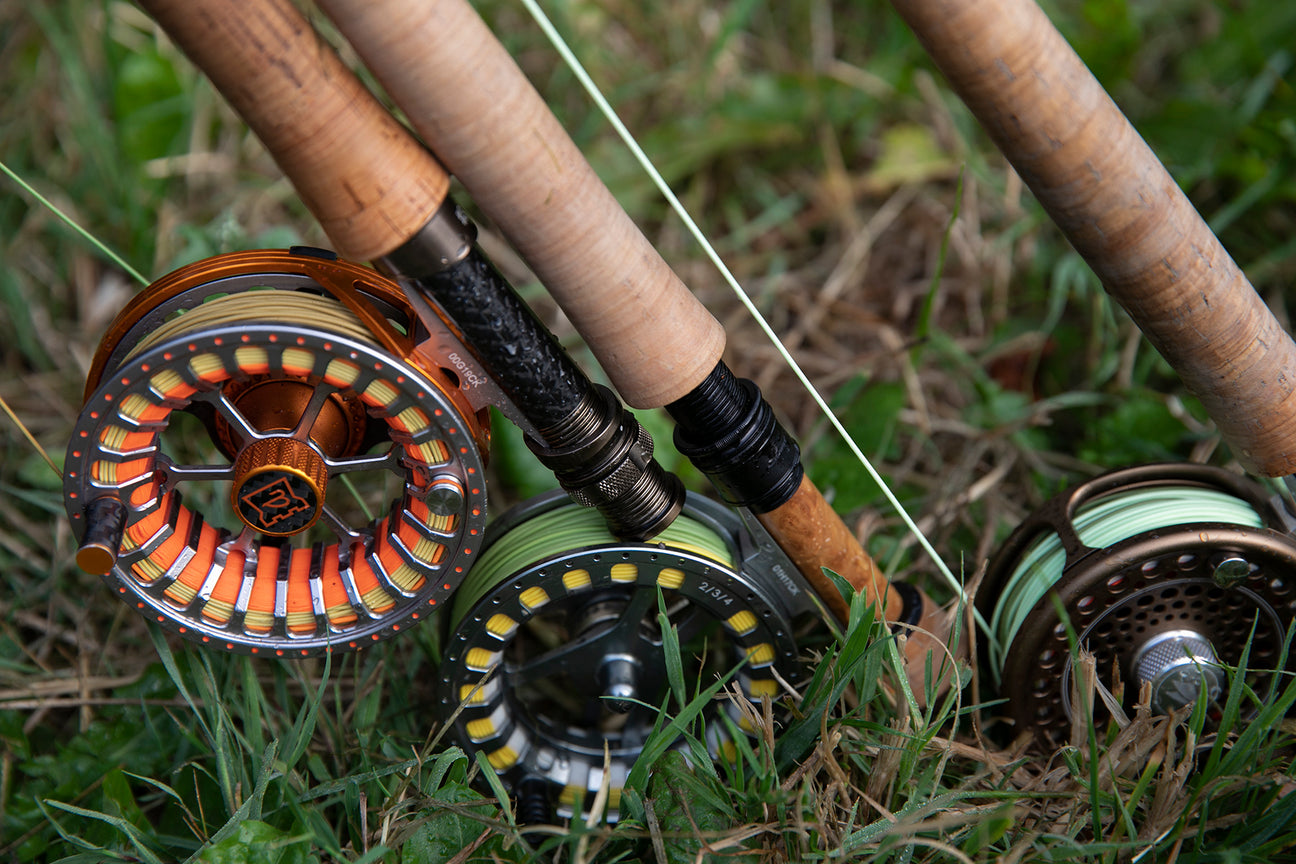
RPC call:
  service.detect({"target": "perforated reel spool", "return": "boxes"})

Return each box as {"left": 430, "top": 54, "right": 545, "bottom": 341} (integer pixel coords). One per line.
{"left": 438, "top": 491, "right": 799, "bottom": 817}
{"left": 64, "top": 249, "right": 489, "bottom": 655}
{"left": 983, "top": 464, "right": 1296, "bottom": 749}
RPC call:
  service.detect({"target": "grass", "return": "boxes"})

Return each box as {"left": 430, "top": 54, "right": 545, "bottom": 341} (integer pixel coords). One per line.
{"left": 3, "top": 0, "right": 1296, "bottom": 860}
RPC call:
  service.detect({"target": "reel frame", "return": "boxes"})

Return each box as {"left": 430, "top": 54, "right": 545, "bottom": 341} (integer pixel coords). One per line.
{"left": 983, "top": 463, "right": 1296, "bottom": 747}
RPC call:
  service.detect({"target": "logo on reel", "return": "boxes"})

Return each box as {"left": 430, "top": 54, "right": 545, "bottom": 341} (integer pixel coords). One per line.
{"left": 237, "top": 472, "right": 317, "bottom": 534}
{"left": 231, "top": 436, "right": 328, "bottom": 536}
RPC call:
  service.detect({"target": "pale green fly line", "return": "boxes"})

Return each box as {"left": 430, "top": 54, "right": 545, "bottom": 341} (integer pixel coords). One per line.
{"left": 451, "top": 504, "right": 734, "bottom": 624}
{"left": 988, "top": 486, "right": 1264, "bottom": 682}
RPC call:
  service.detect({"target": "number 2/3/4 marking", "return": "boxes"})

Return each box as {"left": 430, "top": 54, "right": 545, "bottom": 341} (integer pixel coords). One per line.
{"left": 697, "top": 581, "right": 733, "bottom": 606}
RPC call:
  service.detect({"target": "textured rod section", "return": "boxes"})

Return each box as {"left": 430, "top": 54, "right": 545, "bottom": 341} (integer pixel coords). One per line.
{"left": 408, "top": 250, "right": 684, "bottom": 539}
{"left": 138, "top": 0, "right": 449, "bottom": 261}
{"left": 318, "top": 0, "right": 726, "bottom": 409}
{"left": 891, "top": 0, "right": 1296, "bottom": 477}
{"left": 412, "top": 251, "right": 592, "bottom": 429}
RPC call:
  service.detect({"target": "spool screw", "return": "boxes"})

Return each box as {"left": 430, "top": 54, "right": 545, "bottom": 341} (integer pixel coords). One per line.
{"left": 1212, "top": 556, "right": 1251, "bottom": 589}
{"left": 599, "top": 655, "right": 640, "bottom": 713}
{"left": 76, "top": 496, "right": 128, "bottom": 575}
{"left": 1132, "top": 630, "right": 1224, "bottom": 714}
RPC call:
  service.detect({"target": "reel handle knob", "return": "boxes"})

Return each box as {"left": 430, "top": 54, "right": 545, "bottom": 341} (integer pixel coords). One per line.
{"left": 76, "top": 496, "right": 127, "bottom": 576}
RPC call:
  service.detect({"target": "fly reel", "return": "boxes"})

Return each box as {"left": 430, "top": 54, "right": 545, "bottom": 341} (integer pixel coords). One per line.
{"left": 438, "top": 491, "right": 809, "bottom": 816}
{"left": 984, "top": 464, "right": 1296, "bottom": 748}
{"left": 64, "top": 249, "right": 489, "bottom": 655}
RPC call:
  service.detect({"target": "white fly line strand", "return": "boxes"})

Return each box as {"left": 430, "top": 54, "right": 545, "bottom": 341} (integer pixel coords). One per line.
{"left": 519, "top": 0, "right": 982, "bottom": 627}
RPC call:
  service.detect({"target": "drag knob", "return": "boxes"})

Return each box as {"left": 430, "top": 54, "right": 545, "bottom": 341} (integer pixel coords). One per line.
{"left": 230, "top": 436, "right": 328, "bottom": 536}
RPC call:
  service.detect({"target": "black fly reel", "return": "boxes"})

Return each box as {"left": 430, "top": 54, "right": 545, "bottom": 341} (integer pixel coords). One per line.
{"left": 983, "top": 463, "right": 1296, "bottom": 749}
{"left": 437, "top": 491, "right": 815, "bottom": 817}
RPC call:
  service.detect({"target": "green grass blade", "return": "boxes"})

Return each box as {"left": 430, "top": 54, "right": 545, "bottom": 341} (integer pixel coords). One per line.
{"left": 40, "top": 799, "right": 165, "bottom": 864}
{"left": 0, "top": 158, "right": 148, "bottom": 286}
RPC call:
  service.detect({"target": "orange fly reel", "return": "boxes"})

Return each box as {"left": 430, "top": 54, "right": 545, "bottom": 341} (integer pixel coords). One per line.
{"left": 64, "top": 249, "right": 490, "bottom": 655}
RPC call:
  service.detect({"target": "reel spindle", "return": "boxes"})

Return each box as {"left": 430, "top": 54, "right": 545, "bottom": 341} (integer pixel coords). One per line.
{"left": 984, "top": 464, "right": 1296, "bottom": 748}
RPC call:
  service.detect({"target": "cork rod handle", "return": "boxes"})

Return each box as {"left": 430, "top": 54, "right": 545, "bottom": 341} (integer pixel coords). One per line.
{"left": 138, "top": 0, "right": 449, "bottom": 262}
{"left": 891, "top": 0, "right": 1296, "bottom": 477}
{"left": 316, "top": 0, "right": 726, "bottom": 410}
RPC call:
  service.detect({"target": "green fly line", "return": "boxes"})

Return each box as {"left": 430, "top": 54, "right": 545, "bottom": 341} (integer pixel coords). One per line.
{"left": 451, "top": 504, "right": 735, "bottom": 625}
{"left": 517, "top": 0, "right": 980, "bottom": 632}
{"left": 988, "top": 485, "right": 1264, "bottom": 681}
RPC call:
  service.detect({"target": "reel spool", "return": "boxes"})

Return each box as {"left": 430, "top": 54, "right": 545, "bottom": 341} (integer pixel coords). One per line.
{"left": 438, "top": 491, "right": 804, "bottom": 816}
{"left": 65, "top": 249, "right": 489, "bottom": 655}
{"left": 984, "top": 464, "right": 1296, "bottom": 748}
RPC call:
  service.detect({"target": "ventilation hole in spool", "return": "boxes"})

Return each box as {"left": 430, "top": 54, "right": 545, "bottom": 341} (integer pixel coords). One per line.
{"left": 1107, "top": 574, "right": 1126, "bottom": 594}
{"left": 1137, "top": 594, "right": 1154, "bottom": 608}
{"left": 1271, "top": 579, "right": 1288, "bottom": 596}
{"left": 1177, "top": 554, "right": 1197, "bottom": 569}
{"left": 1159, "top": 586, "right": 1180, "bottom": 600}
{"left": 1141, "top": 560, "right": 1158, "bottom": 576}
{"left": 1077, "top": 595, "right": 1096, "bottom": 615}
{"left": 1184, "top": 583, "right": 1204, "bottom": 597}
{"left": 1040, "top": 649, "right": 1057, "bottom": 668}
